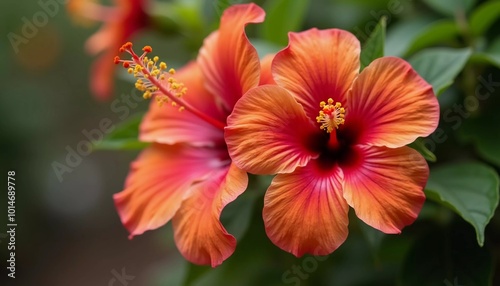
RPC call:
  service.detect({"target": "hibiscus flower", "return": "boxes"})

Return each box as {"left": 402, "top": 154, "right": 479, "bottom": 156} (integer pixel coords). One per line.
{"left": 113, "top": 4, "right": 267, "bottom": 267}
{"left": 225, "top": 28, "right": 440, "bottom": 257}
{"left": 68, "top": 0, "right": 149, "bottom": 100}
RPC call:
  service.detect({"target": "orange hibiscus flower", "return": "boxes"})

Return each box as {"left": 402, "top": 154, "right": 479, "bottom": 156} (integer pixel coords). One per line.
{"left": 225, "top": 28, "right": 440, "bottom": 257}
{"left": 68, "top": 0, "right": 149, "bottom": 100}
{"left": 113, "top": 4, "right": 267, "bottom": 267}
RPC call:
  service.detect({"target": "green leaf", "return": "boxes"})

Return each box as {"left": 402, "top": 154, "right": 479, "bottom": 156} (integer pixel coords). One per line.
{"left": 150, "top": 1, "right": 205, "bottom": 36}
{"left": 469, "top": 0, "right": 500, "bottom": 36}
{"left": 357, "top": 217, "right": 385, "bottom": 258}
{"left": 470, "top": 37, "right": 500, "bottom": 69}
{"left": 360, "top": 16, "right": 386, "bottom": 70}
{"left": 458, "top": 100, "right": 500, "bottom": 167}
{"left": 422, "top": 0, "right": 476, "bottom": 17}
{"left": 96, "top": 113, "right": 149, "bottom": 150}
{"left": 401, "top": 221, "right": 493, "bottom": 286}
{"left": 385, "top": 17, "right": 435, "bottom": 57}
{"left": 220, "top": 186, "right": 257, "bottom": 240}
{"left": 409, "top": 48, "right": 472, "bottom": 95}
{"left": 425, "top": 161, "right": 500, "bottom": 246}
{"left": 405, "top": 20, "right": 460, "bottom": 56}
{"left": 260, "top": 0, "right": 309, "bottom": 46}
{"left": 409, "top": 138, "right": 437, "bottom": 162}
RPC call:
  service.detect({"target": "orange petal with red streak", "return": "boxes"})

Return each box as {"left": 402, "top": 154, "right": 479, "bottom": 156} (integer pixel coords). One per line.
{"left": 140, "top": 62, "right": 226, "bottom": 146}
{"left": 341, "top": 145, "right": 427, "bottom": 233}
{"left": 198, "top": 3, "right": 265, "bottom": 111}
{"left": 173, "top": 163, "right": 248, "bottom": 267}
{"left": 259, "top": 54, "right": 276, "bottom": 85}
{"left": 225, "top": 85, "right": 318, "bottom": 175}
{"left": 113, "top": 143, "right": 228, "bottom": 238}
{"left": 263, "top": 163, "right": 349, "bottom": 257}
{"left": 346, "top": 57, "right": 439, "bottom": 148}
{"left": 272, "top": 28, "right": 360, "bottom": 120}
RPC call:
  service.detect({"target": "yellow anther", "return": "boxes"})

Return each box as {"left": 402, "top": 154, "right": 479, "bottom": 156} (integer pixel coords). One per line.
{"left": 316, "top": 98, "right": 345, "bottom": 133}
{"left": 116, "top": 44, "right": 186, "bottom": 108}
{"left": 178, "top": 106, "right": 185, "bottom": 112}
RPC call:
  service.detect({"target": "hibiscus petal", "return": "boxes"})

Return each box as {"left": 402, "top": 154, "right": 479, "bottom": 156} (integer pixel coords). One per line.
{"left": 198, "top": 3, "right": 265, "bottom": 111}
{"left": 273, "top": 28, "right": 360, "bottom": 120}
{"left": 259, "top": 54, "right": 276, "bottom": 85}
{"left": 341, "top": 145, "right": 428, "bottom": 234}
{"left": 173, "top": 163, "right": 248, "bottom": 267}
{"left": 263, "top": 163, "right": 349, "bottom": 257}
{"left": 85, "top": 24, "right": 116, "bottom": 55}
{"left": 140, "top": 62, "right": 225, "bottom": 146}
{"left": 346, "top": 57, "right": 439, "bottom": 148}
{"left": 113, "top": 143, "right": 228, "bottom": 238}
{"left": 89, "top": 50, "right": 116, "bottom": 101}
{"left": 225, "top": 85, "right": 318, "bottom": 175}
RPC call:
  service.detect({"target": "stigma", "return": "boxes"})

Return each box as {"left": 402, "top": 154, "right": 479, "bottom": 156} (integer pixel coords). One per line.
{"left": 113, "top": 42, "right": 187, "bottom": 109}
{"left": 316, "top": 98, "right": 345, "bottom": 133}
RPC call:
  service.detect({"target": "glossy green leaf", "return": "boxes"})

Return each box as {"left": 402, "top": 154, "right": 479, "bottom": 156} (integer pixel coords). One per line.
{"left": 150, "top": 0, "right": 205, "bottom": 36}
{"left": 470, "top": 1, "right": 500, "bottom": 36}
{"left": 260, "top": 0, "right": 309, "bottom": 46}
{"left": 385, "top": 17, "right": 435, "bottom": 57}
{"left": 409, "top": 138, "right": 437, "bottom": 162}
{"left": 401, "top": 221, "right": 493, "bottom": 286}
{"left": 360, "top": 16, "right": 386, "bottom": 70}
{"left": 357, "top": 217, "right": 385, "bottom": 258}
{"left": 220, "top": 185, "right": 258, "bottom": 240}
{"left": 425, "top": 161, "right": 500, "bottom": 246}
{"left": 458, "top": 99, "right": 500, "bottom": 167}
{"left": 470, "top": 37, "right": 500, "bottom": 69}
{"left": 96, "top": 113, "right": 149, "bottom": 150}
{"left": 422, "top": 0, "right": 476, "bottom": 17}
{"left": 409, "top": 48, "right": 472, "bottom": 95}
{"left": 405, "top": 20, "right": 460, "bottom": 56}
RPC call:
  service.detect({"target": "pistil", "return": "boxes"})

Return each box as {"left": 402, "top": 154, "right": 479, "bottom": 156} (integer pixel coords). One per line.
{"left": 316, "top": 98, "right": 345, "bottom": 150}
{"left": 114, "top": 42, "right": 226, "bottom": 130}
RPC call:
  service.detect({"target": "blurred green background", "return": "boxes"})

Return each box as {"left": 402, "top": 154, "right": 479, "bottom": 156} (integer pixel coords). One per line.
{"left": 1, "top": 0, "right": 500, "bottom": 285}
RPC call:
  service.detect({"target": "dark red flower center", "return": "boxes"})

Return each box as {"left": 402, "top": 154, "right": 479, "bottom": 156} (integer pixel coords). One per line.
{"left": 304, "top": 98, "right": 363, "bottom": 173}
